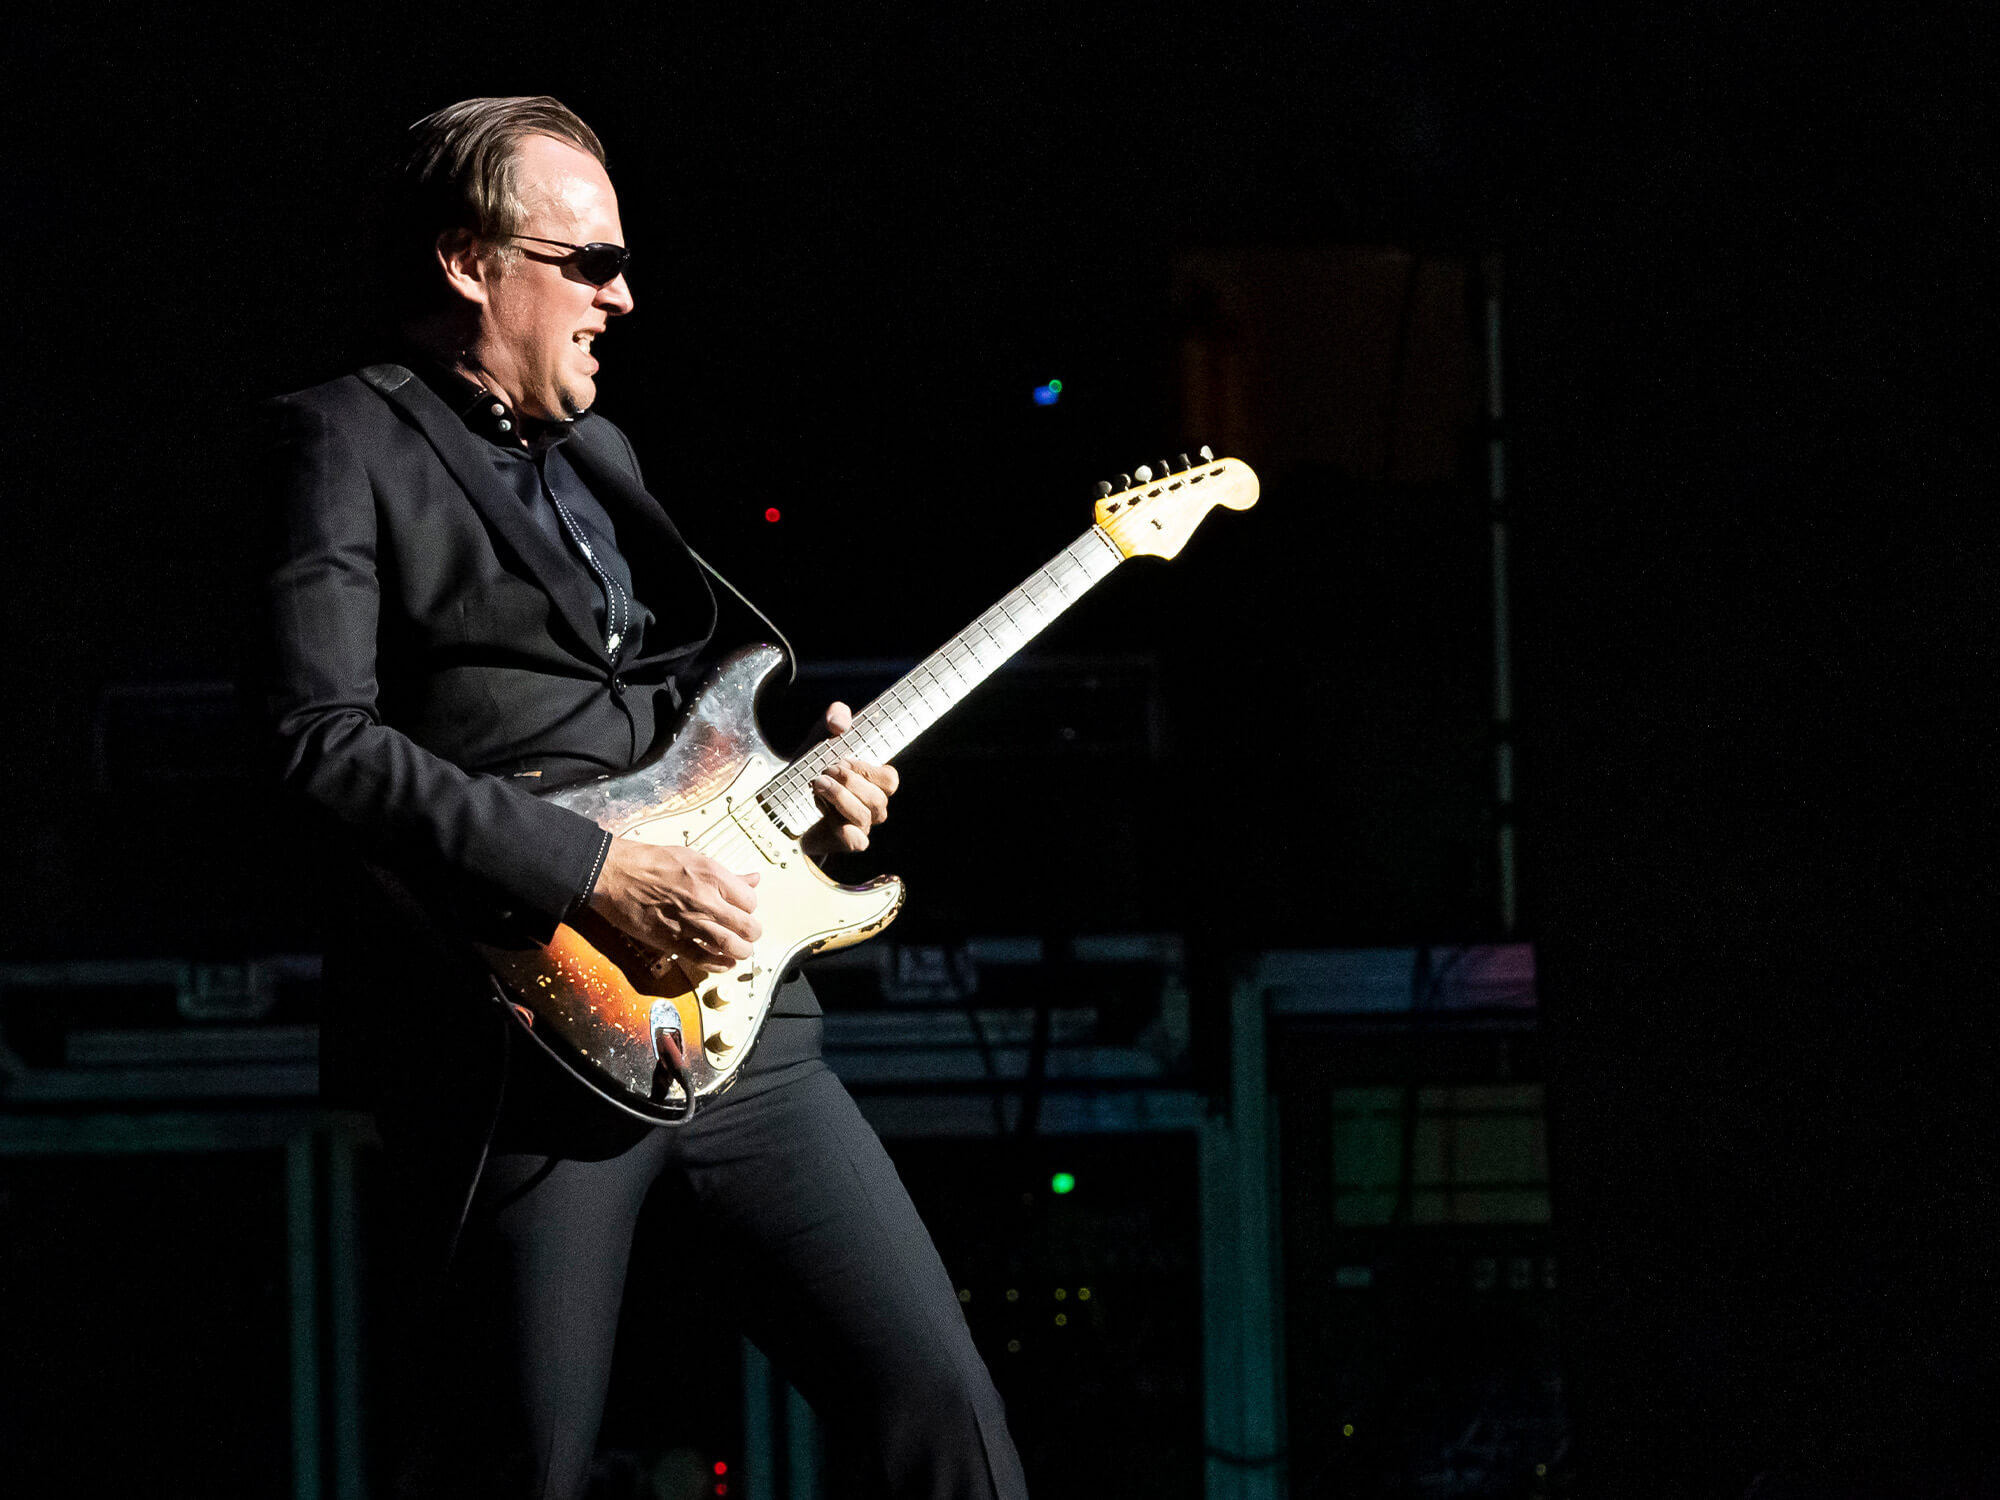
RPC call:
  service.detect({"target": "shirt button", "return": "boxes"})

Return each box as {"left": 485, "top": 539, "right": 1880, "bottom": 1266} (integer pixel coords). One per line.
{"left": 610, "top": 676, "right": 626, "bottom": 697}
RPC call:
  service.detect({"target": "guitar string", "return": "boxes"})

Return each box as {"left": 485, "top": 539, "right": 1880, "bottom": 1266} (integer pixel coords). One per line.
{"left": 604, "top": 502, "right": 1178, "bottom": 951}
{"left": 754, "top": 528, "right": 1123, "bottom": 826}
{"left": 619, "top": 529, "right": 1121, "bottom": 963}
{"left": 750, "top": 463, "right": 1238, "bottom": 818}
{"left": 565, "top": 473, "right": 1237, "bottom": 1091}
{"left": 623, "top": 473, "right": 1231, "bottom": 851}
{"left": 621, "top": 543, "right": 1104, "bottom": 938}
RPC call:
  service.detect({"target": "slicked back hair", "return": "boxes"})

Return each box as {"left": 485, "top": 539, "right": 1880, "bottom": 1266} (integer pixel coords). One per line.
{"left": 386, "top": 95, "right": 607, "bottom": 321}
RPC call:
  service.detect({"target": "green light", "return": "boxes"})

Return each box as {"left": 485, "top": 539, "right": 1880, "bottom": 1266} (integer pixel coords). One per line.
{"left": 1050, "top": 1171, "right": 1076, "bottom": 1195}
{"left": 1047, "top": 379, "right": 1063, "bottom": 394}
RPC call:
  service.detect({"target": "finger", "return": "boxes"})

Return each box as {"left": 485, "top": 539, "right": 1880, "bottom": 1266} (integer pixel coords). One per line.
{"left": 674, "top": 913, "right": 754, "bottom": 964}
{"left": 692, "top": 917, "right": 757, "bottom": 963}
{"left": 659, "top": 882, "right": 761, "bottom": 946}
{"left": 833, "top": 765, "right": 890, "bottom": 823}
{"left": 812, "top": 772, "right": 875, "bottom": 828}
{"left": 650, "top": 920, "right": 728, "bottom": 972}
{"left": 675, "top": 937, "right": 735, "bottom": 974}
{"left": 839, "top": 757, "right": 899, "bottom": 799}
{"left": 860, "top": 760, "right": 900, "bottom": 796}
{"left": 713, "top": 867, "right": 761, "bottom": 915}
{"left": 824, "top": 700, "right": 853, "bottom": 735}
{"left": 705, "top": 900, "right": 763, "bottom": 946}
{"left": 675, "top": 848, "right": 756, "bottom": 912}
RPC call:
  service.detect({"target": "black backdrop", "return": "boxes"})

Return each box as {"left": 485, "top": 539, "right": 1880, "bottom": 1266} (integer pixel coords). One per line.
{"left": 4, "top": 4, "right": 1993, "bottom": 1495}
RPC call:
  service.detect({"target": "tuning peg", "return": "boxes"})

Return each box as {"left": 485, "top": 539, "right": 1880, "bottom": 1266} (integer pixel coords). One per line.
{"left": 1094, "top": 480, "right": 1114, "bottom": 498}
{"left": 1132, "top": 465, "right": 1153, "bottom": 483}
{"left": 1197, "top": 444, "right": 1215, "bottom": 463}
{"left": 1174, "top": 452, "right": 1191, "bottom": 472}
{"left": 1157, "top": 459, "right": 1174, "bottom": 479}
{"left": 1115, "top": 473, "right": 1133, "bottom": 491}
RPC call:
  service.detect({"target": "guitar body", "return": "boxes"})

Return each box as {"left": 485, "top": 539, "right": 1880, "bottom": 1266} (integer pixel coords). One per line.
{"left": 478, "top": 643, "right": 904, "bottom": 1122}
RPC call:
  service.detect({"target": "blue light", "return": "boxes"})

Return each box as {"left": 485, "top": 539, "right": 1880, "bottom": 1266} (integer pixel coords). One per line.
{"left": 1033, "top": 383, "right": 1060, "bottom": 406}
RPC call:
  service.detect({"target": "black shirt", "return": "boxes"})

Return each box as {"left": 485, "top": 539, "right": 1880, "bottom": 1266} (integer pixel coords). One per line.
{"left": 412, "top": 361, "right": 714, "bottom": 774}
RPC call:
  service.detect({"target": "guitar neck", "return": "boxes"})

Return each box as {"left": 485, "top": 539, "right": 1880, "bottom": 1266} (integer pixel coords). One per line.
{"left": 758, "top": 525, "right": 1128, "bottom": 834}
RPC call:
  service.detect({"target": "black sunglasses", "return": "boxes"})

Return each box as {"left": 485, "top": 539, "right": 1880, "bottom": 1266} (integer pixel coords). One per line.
{"left": 509, "top": 235, "right": 632, "bottom": 287}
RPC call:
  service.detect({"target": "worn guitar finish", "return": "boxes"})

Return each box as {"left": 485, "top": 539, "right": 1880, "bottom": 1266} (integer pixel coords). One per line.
{"left": 480, "top": 454, "right": 1260, "bottom": 1123}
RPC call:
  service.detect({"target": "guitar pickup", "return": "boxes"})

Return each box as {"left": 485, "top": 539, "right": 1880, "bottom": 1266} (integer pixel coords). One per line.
{"left": 730, "top": 807, "right": 790, "bottom": 866}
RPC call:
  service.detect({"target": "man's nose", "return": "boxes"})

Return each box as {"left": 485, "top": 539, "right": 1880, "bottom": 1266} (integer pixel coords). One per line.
{"left": 598, "top": 273, "right": 634, "bottom": 316}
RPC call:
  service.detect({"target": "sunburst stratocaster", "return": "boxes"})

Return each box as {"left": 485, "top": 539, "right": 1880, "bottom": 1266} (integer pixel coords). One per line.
{"left": 478, "top": 452, "right": 1259, "bottom": 1122}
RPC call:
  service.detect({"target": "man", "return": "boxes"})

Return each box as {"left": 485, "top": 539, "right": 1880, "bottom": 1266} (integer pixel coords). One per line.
{"left": 263, "top": 96, "right": 1029, "bottom": 1498}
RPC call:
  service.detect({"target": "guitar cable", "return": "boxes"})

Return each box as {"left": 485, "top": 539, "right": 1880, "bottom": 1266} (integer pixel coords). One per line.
{"left": 686, "top": 545, "right": 798, "bottom": 686}
{"left": 446, "top": 985, "right": 516, "bottom": 1268}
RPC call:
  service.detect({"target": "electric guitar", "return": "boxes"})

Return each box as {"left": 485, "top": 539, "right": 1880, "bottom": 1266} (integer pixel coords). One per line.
{"left": 479, "top": 451, "right": 1259, "bottom": 1122}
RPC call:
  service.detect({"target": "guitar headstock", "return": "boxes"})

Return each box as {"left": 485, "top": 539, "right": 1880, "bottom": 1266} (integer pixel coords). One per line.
{"left": 1092, "top": 448, "right": 1260, "bottom": 560}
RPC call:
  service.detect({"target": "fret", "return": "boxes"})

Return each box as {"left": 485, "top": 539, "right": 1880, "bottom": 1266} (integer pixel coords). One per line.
{"left": 942, "top": 648, "right": 978, "bottom": 685}
{"left": 849, "top": 723, "right": 893, "bottom": 765}
{"left": 906, "top": 668, "right": 950, "bottom": 715}
{"left": 760, "top": 527, "right": 1126, "bottom": 834}
{"left": 984, "top": 605, "right": 1028, "bottom": 651}
{"left": 929, "top": 646, "right": 965, "bottom": 688}
{"left": 999, "top": 591, "right": 1043, "bottom": 630}
{"left": 967, "top": 620, "right": 1009, "bottom": 669}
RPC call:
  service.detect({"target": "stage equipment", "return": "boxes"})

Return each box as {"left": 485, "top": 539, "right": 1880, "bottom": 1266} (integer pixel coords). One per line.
{"left": 1266, "top": 946, "right": 1567, "bottom": 1498}
{"left": 0, "top": 955, "right": 365, "bottom": 1498}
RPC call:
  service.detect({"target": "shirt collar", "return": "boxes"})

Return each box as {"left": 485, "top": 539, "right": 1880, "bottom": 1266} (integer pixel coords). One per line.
{"left": 408, "top": 356, "right": 575, "bottom": 455}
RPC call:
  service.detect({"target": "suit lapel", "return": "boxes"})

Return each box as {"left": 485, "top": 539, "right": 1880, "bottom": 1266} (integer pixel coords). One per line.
{"left": 362, "top": 364, "right": 610, "bottom": 663}
{"left": 563, "top": 417, "right": 719, "bottom": 647}
{"left": 561, "top": 417, "right": 688, "bottom": 554}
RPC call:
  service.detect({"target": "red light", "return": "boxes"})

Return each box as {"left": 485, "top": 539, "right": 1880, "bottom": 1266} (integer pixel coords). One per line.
{"left": 764, "top": 507, "right": 781, "bottom": 523}
{"left": 714, "top": 1461, "right": 728, "bottom": 1475}
{"left": 715, "top": 1486, "right": 729, "bottom": 1497}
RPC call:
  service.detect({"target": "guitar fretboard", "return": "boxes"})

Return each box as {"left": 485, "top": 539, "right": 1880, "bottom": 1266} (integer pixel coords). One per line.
{"left": 757, "top": 526, "right": 1126, "bottom": 835}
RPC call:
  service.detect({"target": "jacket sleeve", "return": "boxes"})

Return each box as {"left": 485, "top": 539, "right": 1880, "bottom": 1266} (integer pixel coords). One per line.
{"left": 260, "top": 395, "right": 611, "bottom": 936}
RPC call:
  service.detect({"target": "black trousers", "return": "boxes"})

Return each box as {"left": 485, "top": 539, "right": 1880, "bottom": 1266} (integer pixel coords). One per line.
{"left": 382, "top": 1015, "right": 1028, "bottom": 1500}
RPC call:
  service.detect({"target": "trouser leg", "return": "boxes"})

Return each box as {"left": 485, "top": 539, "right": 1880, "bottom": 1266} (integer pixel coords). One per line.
{"left": 668, "top": 1060, "right": 1030, "bottom": 1500}
{"left": 432, "top": 1137, "right": 667, "bottom": 1498}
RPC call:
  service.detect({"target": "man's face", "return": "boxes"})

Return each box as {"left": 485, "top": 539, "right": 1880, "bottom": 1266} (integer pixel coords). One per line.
{"left": 466, "top": 134, "right": 633, "bottom": 422}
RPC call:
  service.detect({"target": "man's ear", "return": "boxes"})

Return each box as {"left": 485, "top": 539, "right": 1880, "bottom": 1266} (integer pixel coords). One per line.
{"left": 436, "top": 229, "right": 490, "bottom": 308}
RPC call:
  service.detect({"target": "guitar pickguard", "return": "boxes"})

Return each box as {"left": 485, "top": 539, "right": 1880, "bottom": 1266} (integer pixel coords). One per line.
{"left": 478, "top": 646, "right": 903, "bottom": 1122}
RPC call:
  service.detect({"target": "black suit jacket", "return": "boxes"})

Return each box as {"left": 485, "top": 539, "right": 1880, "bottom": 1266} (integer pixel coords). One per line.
{"left": 264, "top": 365, "right": 821, "bottom": 1136}
{"left": 263, "top": 363, "right": 718, "bottom": 937}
